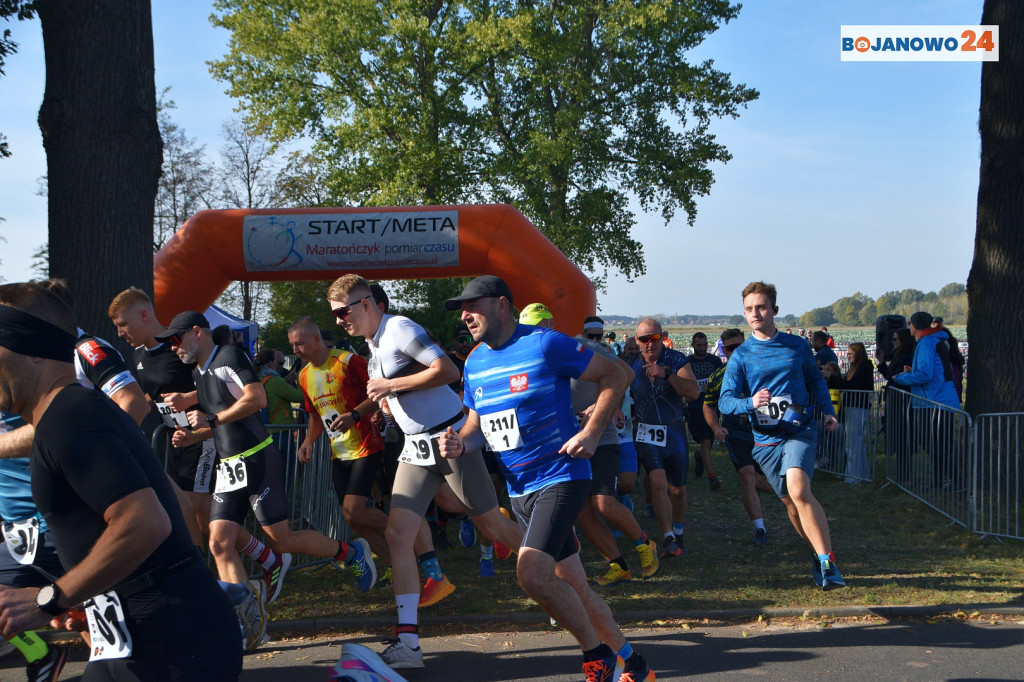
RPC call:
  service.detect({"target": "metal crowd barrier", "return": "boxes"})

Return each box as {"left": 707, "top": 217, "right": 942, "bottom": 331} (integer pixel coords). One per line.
{"left": 882, "top": 386, "right": 974, "bottom": 529}
{"left": 813, "top": 389, "right": 881, "bottom": 484}
{"left": 972, "top": 414, "right": 1024, "bottom": 541}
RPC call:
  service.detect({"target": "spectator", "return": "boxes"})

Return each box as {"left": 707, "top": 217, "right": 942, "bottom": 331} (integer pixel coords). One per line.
{"left": 811, "top": 331, "right": 838, "bottom": 369}
{"left": 824, "top": 342, "right": 873, "bottom": 483}
{"left": 605, "top": 331, "right": 624, "bottom": 355}
{"left": 821, "top": 327, "right": 836, "bottom": 349}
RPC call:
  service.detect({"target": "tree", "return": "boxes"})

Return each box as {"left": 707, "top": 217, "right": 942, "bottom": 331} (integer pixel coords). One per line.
{"left": 214, "top": 119, "right": 282, "bottom": 322}
{"left": 36, "top": 0, "right": 162, "bottom": 344}
{"left": 967, "top": 0, "right": 1024, "bottom": 415}
{"left": 477, "top": 0, "right": 757, "bottom": 279}
{"left": 153, "top": 90, "right": 215, "bottom": 252}
{"left": 939, "top": 282, "right": 966, "bottom": 298}
{"left": 209, "top": 0, "right": 756, "bottom": 287}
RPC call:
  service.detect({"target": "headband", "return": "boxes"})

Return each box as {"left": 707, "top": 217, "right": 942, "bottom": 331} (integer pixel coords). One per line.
{"left": 583, "top": 321, "right": 604, "bottom": 331}
{"left": 0, "top": 304, "right": 77, "bottom": 362}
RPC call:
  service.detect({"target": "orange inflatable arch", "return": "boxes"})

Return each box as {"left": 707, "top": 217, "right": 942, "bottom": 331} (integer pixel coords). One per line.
{"left": 153, "top": 204, "right": 595, "bottom": 336}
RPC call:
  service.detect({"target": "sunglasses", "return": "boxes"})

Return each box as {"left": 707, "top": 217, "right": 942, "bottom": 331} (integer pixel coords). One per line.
{"left": 723, "top": 342, "right": 742, "bottom": 352}
{"left": 585, "top": 333, "right": 603, "bottom": 341}
{"left": 332, "top": 296, "right": 371, "bottom": 320}
{"left": 166, "top": 328, "right": 194, "bottom": 347}
{"left": 455, "top": 335, "right": 472, "bottom": 344}
{"left": 636, "top": 333, "right": 663, "bottom": 344}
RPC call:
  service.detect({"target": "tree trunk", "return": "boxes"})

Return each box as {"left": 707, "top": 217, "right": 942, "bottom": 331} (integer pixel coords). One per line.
{"left": 36, "top": 0, "right": 161, "bottom": 350}
{"left": 967, "top": 1, "right": 1024, "bottom": 416}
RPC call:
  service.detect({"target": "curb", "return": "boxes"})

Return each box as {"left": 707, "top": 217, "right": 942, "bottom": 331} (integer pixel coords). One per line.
{"left": 269, "top": 604, "right": 1024, "bottom": 635}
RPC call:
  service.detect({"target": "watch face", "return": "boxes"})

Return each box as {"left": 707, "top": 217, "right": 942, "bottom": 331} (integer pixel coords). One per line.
{"left": 36, "top": 584, "right": 55, "bottom": 605}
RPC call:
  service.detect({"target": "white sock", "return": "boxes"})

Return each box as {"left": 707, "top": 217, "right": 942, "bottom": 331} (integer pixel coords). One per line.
{"left": 395, "top": 594, "right": 419, "bottom": 648}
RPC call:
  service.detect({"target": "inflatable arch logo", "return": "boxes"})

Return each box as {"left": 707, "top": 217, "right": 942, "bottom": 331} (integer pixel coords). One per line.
{"left": 154, "top": 204, "right": 596, "bottom": 335}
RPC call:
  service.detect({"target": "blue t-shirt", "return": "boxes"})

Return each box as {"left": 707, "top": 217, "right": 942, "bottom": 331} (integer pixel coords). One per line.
{"left": 0, "top": 411, "right": 47, "bottom": 532}
{"left": 629, "top": 347, "right": 692, "bottom": 427}
{"left": 718, "top": 332, "right": 835, "bottom": 445}
{"left": 464, "top": 325, "right": 593, "bottom": 497}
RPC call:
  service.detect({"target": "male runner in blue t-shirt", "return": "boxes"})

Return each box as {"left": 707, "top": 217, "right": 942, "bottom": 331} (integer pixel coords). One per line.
{"left": 439, "top": 276, "right": 656, "bottom": 682}
{"left": 718, "top": 281, "right": 846, "bottom": 590}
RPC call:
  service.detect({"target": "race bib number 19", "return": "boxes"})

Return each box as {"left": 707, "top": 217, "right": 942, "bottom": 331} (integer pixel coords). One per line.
{"left": 482, "top": 408, "right": 524, "bottom": 452}
{"left": 635, "top": 422, "right": 667, "bottom": 447}
{"left": 86, "top": 591, "right": 133, "bottom": 661}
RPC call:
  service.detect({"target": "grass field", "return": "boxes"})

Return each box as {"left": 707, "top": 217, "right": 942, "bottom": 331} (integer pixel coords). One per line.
{"left": 269, "top": 445, "right": 1022, "bottom": 625}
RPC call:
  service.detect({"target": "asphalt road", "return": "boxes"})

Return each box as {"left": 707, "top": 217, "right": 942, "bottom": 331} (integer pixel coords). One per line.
{"left": 4, "top": 616, "right": 1022, "bottom": 681}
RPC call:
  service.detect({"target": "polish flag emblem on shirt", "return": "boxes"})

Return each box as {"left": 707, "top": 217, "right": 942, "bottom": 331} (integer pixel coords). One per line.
{"left": 509, "top": 373, "right": 529, "bottom": 392}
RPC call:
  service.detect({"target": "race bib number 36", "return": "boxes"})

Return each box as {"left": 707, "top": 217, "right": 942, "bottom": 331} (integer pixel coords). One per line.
{"left": 482, "top": 408, "right": 523, "bottom": 452}
{"left": 755, "top": 394, "right": 792, "bottom": 427}
{"left": 214, "top": 457, "right": 248, "bottom": 493}
{"left": 86, "top": 591, "right": 133, "bottom": 661}
{"left": 400, "top": 432, "right": 440, "bottom": 467}
{"left": 635, "top": 422, "right": 667, "bottom": 447}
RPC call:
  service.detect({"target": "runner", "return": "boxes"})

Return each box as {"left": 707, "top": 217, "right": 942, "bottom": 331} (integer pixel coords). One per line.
{"left": 328, "top": 275, "right": 522, "bottom": 670}
{"left": 686, "top": 332, "right": 723, "bottom": 490}
{"left": 159, "top": 311, "right": 376, "bottom": 601}
{"left": 0, "top": 282, "right": 241, "bottom": 680}
{"left": 440, "top": 276, "right": 656, "bottom": 682}
{"left": 718, "top": 282, "right": 846, "bottom": 590}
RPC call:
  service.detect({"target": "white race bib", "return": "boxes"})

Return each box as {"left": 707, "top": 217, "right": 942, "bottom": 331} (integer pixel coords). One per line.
{"left": 321, "top": 411, "right": 343, "bottom": 438}
{"left": 2, "top": 517, "right": 40, "bottom": 566}
{"left": 214, "top": 457, "right": 248, "bottom": 493}
{"left": 482, "top": 408, "right": 524, "bottom": 453}
{"left": 86, "top": 591, "right": 133, "bottom": 661}
{"left": 697, "top": 377, "right": 709, "bottom": 391}
{"left": 635, "top": 422, "right": 668, "bottom": 447}
{"left": 399, "top": 432, "right": 439, "bottom": 467}
{"left": 755, "top": 393, "right": 793, "bottom": 427}
{"left": 155, "top": 401, "right": 189, "bottom": 429}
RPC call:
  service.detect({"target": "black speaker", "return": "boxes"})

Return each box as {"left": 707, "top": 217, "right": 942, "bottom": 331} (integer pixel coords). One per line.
{"left": 875, "top": 315, "right": 906, "bottom": 361}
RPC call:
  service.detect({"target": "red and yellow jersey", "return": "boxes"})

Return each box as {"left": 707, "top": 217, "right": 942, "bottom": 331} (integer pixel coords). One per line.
{"left": 298, "top": 349, "right": 383, "bottom": 461}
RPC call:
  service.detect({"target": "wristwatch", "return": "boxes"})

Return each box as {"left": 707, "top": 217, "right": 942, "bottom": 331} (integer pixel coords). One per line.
{"left": 206, "top": 413, "right": 219, "bottom": 427}
{"left": 35, "top": 583, "right": 64, "bottom": 616}
{"left": 349, "top": 408, "right": 361, "bottom": 422}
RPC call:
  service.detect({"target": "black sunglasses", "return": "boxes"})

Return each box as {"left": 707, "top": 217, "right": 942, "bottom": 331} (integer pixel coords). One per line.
{"left": 723, "top": 342, "right": 742, "bottom": 352}
{"left": 333, "top": 296, "right": 371, "bottom": 320}
{"left": 585, "top": 333, "right": 603, "bottom": 341}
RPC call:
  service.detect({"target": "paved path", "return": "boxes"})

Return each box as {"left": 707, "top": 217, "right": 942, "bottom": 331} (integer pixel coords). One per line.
{"left": 4, "top": 614, "right": 1022, "bottom": 681}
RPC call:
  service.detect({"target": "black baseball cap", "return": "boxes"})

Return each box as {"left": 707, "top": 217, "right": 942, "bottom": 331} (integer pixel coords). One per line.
{"left": 444, "top": 275, "right": 514, "bottom": 311}
{"left": 155, "top": 311, "right": 210, "bottom": 342}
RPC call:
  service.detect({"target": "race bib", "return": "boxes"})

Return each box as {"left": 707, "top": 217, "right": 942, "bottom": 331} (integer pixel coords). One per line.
{"left": 635, "top": 422, "right": 667, "bottom": 447}
{"left": 399, "top": 432, "right": 439, "bottom": 467}
{"left": 321, "top": 411, "right": 343, "bottom": 438}
{"left": 86, "top": 591, "right": 133, "bottom": 661}
{"left": 482, "top": 408, "right": 524, "bottom": 452}
{"left": 697, "top": 377, "right": 709, "bottom": 391}
{"left": 155, "top": 401, "right": 189, "bottom": 429}
{"left": 2, "top": 517, "right": 40, "bottom": 566}
{"left": 214, "top": 457, "right": 248, "bottom": 493}
{"left": 755, "top": 393, "right": 793, "bottom": 427}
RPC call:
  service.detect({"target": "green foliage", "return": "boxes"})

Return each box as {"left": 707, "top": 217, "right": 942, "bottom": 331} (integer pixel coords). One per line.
{"left": 800, "top": 284, "right": 968, "bottom": 327}
{"left": 1, "top": 0, "right": 36, "bottom": 158}
{"left": 209, "top": 0, "right": 756, "bottom": 286}
{"left": 799, "top": 306, "right": 836, "bottom": 328}
{"left": 262, "top": 280, "right": 336, "bottom": 351}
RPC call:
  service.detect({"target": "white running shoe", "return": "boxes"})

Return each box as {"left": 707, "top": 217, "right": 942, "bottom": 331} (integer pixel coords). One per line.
{"left": 379, "top": 639, "right": 424, "bottom": 669}
{"left": 237, "top": 579, "right": 269, "bottom": 651}
{"left": 329, "top": 642, "right": 409, "bottom": 681}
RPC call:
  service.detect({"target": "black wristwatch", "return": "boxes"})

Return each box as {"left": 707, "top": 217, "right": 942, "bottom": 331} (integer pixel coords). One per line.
{"left": 349, "top": 408, "right": 361, "bottom": 422}
{"left": 206, "top": 413, "right": 219, "bottom": 427}
{"left": 35, "top": 583, "right": 65, "bottom": 616}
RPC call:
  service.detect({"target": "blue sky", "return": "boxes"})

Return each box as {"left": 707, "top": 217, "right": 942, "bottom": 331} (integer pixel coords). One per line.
{"left": 0, "top": 1, "right": 982, "bottom": 319}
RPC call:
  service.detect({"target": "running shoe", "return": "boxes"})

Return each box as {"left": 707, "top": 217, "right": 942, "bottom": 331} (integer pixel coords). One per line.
{"left": 479, "top": 556, "right": 495, "bottom": 578}
{"left": 753, "top": 528, "right": 768, "bottom": 546}
{"left": 380, "top": 639, "right": 424, "bottom": 670}
{"left": 619, "top": 652, "right": 656, "bottom": 682}
{"left": 660, "top": 536, "right": 683, "bottom": 559}
{"left": 459, "top": 518, "right": 477, "bottom": 547}
{"left": 418, "top": 575, "right": 455, "bottom": 607}
{"left": 636, "top": 539, "right": 661, "bottom": 579}
{"left": 375, "top": 566, "right": 393, "bottom": 590}
{"left": 583, "top": 652, "right": 624, "bottom": 682}
{"left": 821, "top": 555, "right": 846, "bottom": 591}
{"left": 595, "top": 564, "right": 632, "bottom": 587}
{"left": 263, "top": 551, "right": 292, "bottom": 604}
{"left": 708, "top": 474, "right": 722, "bottom": 492}
{"left": 694, "top": 452, "right": 704, "bottom": 478}
{"left": 346, "top": 537, "right": 378, "bottom": 592}
{"left": 812, "top": 555, "right": 824, "bottom": 588}
{"left": 26, "top": 644, "right": 68, "bottom": 682}
{"left": 237, "top": 579, "right": 269, "bottom": 652}
{"left": 330, "top": 642, "right": 410, "bottom": 681}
